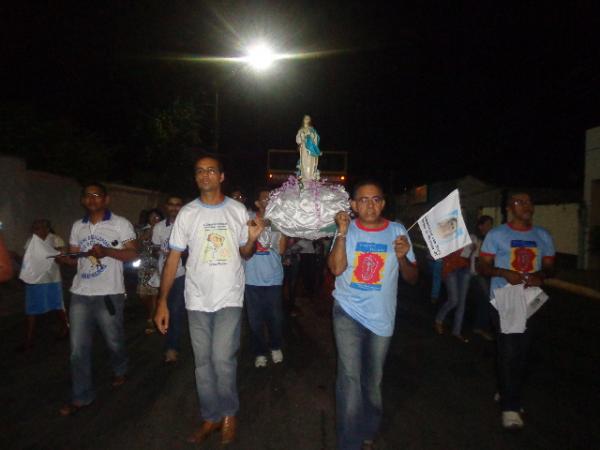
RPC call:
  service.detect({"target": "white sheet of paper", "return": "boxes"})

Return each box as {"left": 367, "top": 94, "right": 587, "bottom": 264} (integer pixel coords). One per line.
{"left": 491, "top": 283, "right": 548, "bottom": 334}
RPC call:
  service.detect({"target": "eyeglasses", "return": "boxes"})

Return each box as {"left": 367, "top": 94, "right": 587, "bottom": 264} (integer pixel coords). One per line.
{"left": 512, "top": 199, "right": 533, "bottom": 207}
{"left": 83, "top": 192, "right": 104, "bottom": 198}
{"left": 195, "top": 167, "right": 219, "bottom": 176}
{"left": 356, "top": 196, "right": 383, "bottom": 205}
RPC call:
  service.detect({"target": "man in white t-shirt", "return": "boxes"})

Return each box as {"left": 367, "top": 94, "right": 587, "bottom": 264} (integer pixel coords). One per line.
{"left": 57, "top": 182, "right": 138, "bottom": 416}
{"left": 151, "top": 195, "right": 185, "bottom": 363}
{"left": 155, "top": 156, "right": 265, "bottom": 446}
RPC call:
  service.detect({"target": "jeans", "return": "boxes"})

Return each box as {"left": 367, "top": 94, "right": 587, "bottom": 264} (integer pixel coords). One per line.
{"left": 429, "top": 259, "right": 443, "bottom": 300}
{"left": 471, "top": 275, "right": 491, "bottom": 331}
{"left": 165, "top": 275, "right": 186, "bottom": 352}
{"left": 69, "top": 294, "right": 128, "bottom": 405}
{"left": 188, "top": 307, "right": 242, "bottom": 422}
{"left": 436, "top": 268, "right": 471, "bottom": 336}
{"left": 490, "top": 305, "right": 531, "bottom": 412}
{"left": 245, "top": 285, "right": 283, "bottom": 356}
{"left": 333, "top": 302, "right": 391, "bottom": 450}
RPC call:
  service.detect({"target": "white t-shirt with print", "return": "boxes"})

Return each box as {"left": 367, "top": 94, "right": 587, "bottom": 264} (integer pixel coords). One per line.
{"left": 152, "top": 219, "right": 185, "bottom": 279}
{"left": 69, "top": 211, "right": 136, "bottom": 296}
{"left": 169, "top": 197, "right": 249, "bottom": 312}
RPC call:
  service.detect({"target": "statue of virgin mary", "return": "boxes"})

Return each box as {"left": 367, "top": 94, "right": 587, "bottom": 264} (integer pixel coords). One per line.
{"left": 296, "top": 114, "right": 321, "bottom": 181}
{"left": 265, "top": 114, "right": 350, "bottom": 240}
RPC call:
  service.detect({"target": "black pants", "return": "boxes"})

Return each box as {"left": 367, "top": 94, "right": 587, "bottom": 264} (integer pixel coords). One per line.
{"left": 490, "top": 304, "right": 531, "bottom": 412}
{"left": 299, "top": 253, "right": 316, "bottom": 297}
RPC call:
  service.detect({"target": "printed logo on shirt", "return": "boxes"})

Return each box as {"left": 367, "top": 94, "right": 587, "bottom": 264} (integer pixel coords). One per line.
{"left": 256, "top": 241, "right": 270, "bottom": 255}
{"left": 510, "top": 240, "right": 538, "bottom": 273}
{"left": 201, "top": 223, "right": 235, "bottom": 266}
{"left": 350, "top": 242, "right": 387, "bottom": 291}
{"left": 78, "top": 234, "right": 109, "bottom": 279}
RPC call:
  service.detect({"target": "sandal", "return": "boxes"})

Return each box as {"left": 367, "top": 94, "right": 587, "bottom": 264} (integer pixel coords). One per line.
{"left": 59, "top": 402, "right": 92, "bottom": 416}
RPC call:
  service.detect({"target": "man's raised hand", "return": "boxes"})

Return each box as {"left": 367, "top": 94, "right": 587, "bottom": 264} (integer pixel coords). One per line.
{"left": 248, "top": 216, "right": 266, "bottom": 242}
{"left": 335, "top": 211, "right": 351, "bottom": 234}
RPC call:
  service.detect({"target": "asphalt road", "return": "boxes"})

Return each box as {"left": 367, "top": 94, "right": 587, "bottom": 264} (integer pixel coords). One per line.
{"left": 1, "top": 274, "right": 599, "bottom": 450}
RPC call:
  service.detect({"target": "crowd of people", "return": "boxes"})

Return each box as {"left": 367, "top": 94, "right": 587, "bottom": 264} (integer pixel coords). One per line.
{"left": 4, "top": 154, "right": 555, "bottom": 449}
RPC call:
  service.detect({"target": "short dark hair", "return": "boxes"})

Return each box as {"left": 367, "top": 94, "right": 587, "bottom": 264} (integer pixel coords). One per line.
{"left": 229, "top": 186, "right": 245, "bottom": 196}
{"left": 32, "top": 219, "right": 50, "bottom": 229}
{"left": 505, "top": 190, "right": 532, "bottom": 208}
{"left": 477, "top": 215, "right": 493, "bottom": 227}
{"left": 81, "top": 181, "right": 108, "bottom": 196}
{"left": 166, "top": 195, "right": 183, "bottom": 204}
{"left": 195, "top": 153, "right": 225, "bottom": 173}
{"left": 352, "top": 179, "right": 384, "bottom": 199}
{"left": 253, "top": 186, "right": 271, "bottom": 202}
{"left": 146, "top": 208, "right": 165, "bottom": 223}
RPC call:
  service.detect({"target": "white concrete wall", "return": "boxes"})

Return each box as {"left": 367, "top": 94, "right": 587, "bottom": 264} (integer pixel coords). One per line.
{"left": 0, "top": 155, "right": 165, "bottom": 253}
{"left": 480, "top": 203, "right": 580, "bottom": 255}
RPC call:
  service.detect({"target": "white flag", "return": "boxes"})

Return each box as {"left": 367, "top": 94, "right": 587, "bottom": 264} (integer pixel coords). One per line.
{"left": 416, "top": 189, "right": 471, "bottom": 260}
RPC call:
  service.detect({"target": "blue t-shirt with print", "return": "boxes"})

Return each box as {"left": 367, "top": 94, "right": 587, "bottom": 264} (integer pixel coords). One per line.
{"left": 480, "top": 223, "right": 555, "bottom": 298}
{"left": 244, "top": 214, "right": 284, "bottom": 287}
{"left": 333, "top": 219, "right": 416, "bottom": 337}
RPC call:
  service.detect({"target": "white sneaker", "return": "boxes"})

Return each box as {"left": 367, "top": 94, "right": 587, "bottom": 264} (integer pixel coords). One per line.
{"left": 255, "top": 356, "right": 268, "bottom": 368}
{"left": 502, "top": 411, "right": 524, "bottom": 429}
{"left": 271, "top": 349, "right": 283, "bottom": 364}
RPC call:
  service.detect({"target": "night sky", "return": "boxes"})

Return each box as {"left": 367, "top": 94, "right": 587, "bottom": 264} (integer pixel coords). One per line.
{"left": 3, "top": 1, "right": 600, "bottom": 194}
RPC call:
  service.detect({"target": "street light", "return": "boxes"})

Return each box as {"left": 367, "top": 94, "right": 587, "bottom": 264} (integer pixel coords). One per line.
{"left": 214, "top": 42, "right": 279, "bottom": 151}
{"left": 244, "top": 43, "right": 276, "bottom": 71}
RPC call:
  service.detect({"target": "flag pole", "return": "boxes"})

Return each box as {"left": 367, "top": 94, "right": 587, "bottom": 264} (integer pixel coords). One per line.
{"left": 406, "top": 221, "right": 418, "bottom": 233}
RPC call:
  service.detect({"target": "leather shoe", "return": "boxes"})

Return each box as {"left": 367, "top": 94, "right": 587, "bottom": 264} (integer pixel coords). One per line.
{"left": 186, "top": 420, "right": 222, "bottom": 444}
{"left": 221, "top": 416, "right": 237, "bottom": 445}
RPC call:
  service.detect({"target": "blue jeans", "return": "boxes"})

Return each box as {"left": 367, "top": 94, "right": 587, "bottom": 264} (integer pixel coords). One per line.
{"left": 333, "top": 302, "right": 391, "bottom": 450}
{"left": 429, "top": 259, "right": 443, "bottom": 300}
{"left": 245, "top": 285, "right": 283, "bottom": 356}
{"left": 165, "top": 275, "right": 186, "bottom": 352}
{"left": 69, "top": 294, "right": 128, "bottom": 405}
{"left": 436, "top": 268, "right": 471, "bottom": 336}
{"left": 188, "top": 307, "right": 242, "bottom": 422}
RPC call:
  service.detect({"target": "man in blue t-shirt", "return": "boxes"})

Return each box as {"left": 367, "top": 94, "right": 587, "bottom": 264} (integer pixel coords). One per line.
{"left": 245, "top": 188, "right": 287, "bottom": 368}
{"left": 479, "top": 191, "right": 555, "bottom": 430}
{"left": 329, "top": 179, "right": 418, "bottom": 450}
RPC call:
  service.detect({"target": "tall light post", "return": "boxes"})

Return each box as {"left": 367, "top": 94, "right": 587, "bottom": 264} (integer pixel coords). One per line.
{"left": 213, "top": 42, "right": 278, "bottom": 153}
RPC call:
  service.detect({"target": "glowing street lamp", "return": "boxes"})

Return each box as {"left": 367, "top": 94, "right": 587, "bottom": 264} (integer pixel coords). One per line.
{"left": 244, "top": 43, "right": 277, "bottom": 71}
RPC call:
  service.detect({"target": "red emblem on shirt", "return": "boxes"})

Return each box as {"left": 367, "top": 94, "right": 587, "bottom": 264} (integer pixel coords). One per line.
{"left": 511, "top": 247, "right": 537, "bottom": 273}
{"left": 353, "top": 252, "right": 385, "bottom": 284}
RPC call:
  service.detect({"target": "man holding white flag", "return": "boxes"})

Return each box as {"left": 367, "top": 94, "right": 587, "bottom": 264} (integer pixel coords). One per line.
{"left": 415, "top": 189, "right": 471, "bottom": 260}
{"left": 328, "top": 179, "right": 418, "bottom": 450}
